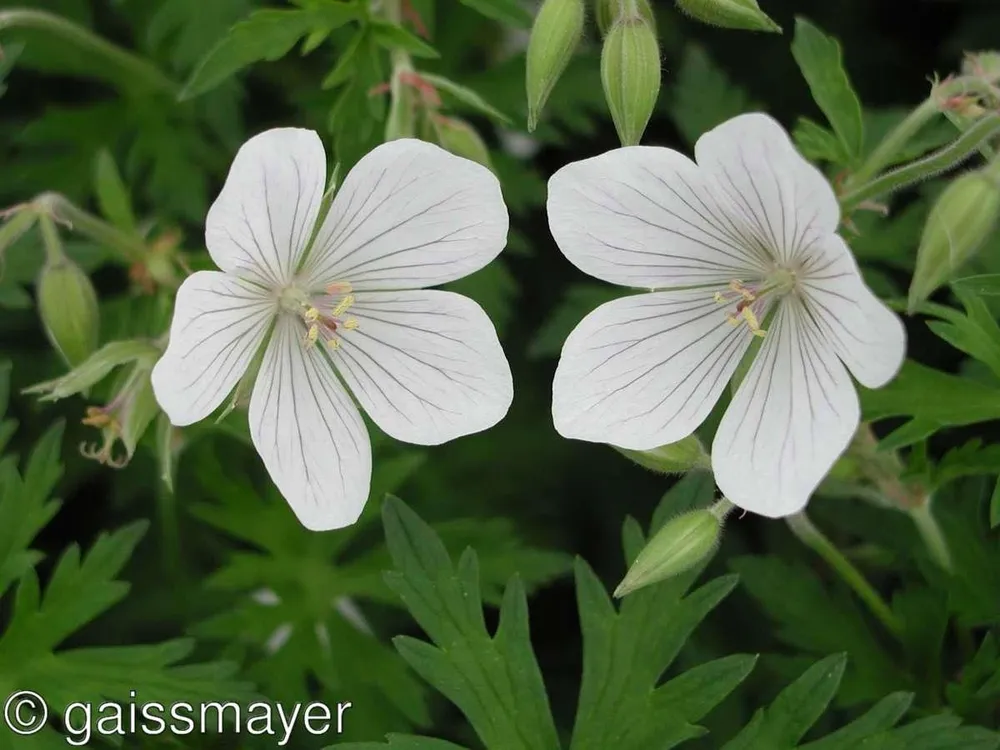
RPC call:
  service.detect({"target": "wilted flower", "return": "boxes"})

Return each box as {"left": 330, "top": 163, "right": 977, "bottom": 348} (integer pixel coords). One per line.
{"left": 152, "top": 129, "right": 513, "bottom": 531}
{"left": 547, "top": 113, "right": 906, "bottom": 517}
{"left": 25, "top": 339, "right": 162, "bottom": 468}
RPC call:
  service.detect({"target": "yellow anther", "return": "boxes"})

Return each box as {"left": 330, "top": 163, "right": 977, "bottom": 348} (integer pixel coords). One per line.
{"left": 327, "top": 338, "right": 340, "bottom": 350}
{"left": 305, "top": 324, "right": 319, "bottom": 346}
{"left": 332, "top": 294, "right": 355, "bottom": 317}
{"left": 713, "top": 291, "right": 726, "bottom": 303}
{"left": 726, "top": 314, "right": 741, "bottom": 327}
{"left": 82, "top": 406, "right": 116, "bottom": 429}
{"left": 741, "top": 307, "right": 767, "bottom": 337}
{"left": 303, "top": 306, "right": 320, "bottom": 323}
{"left": 342, "top": 318, "right": 359, "bottom": 330}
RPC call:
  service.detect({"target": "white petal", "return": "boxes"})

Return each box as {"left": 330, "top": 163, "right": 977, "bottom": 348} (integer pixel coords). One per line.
{"left": 547, "top": 147, "right": 769, "bottom": 289}
{"left": 798, "top": 235, "right": 906, "bottom": 388}
{"left": 331, "top": 290, "right": 512, "bottom": 445}
{"left": 151, "top": 271, "right": 274, "bottom": 426}
{"left": 206, "top": 128, "right": 327, "bottom": 287}
{"left": 713, "top": 301, "right": 860, "bottom": 518}
{"left": 552, "top": 289, "right": 754, "bottom": 450}
{"left": 300, "top": 139, "right": 508, "bottom": 291}
{"left": 249, "top": 316, "right": 371, "bottom": 531}
{"left": 694, "top": 113, "right": 840, "bottom": 267}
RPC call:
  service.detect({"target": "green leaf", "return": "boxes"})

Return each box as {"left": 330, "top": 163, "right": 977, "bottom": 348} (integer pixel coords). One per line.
{"left": 722, "top": 655, "right": 847, "bottom": 750}
{"left": 799, "top": 693, "right": 913, "bottom": 750}
{"left": 790, "top": 17, "right": 864, "bottom": 160}
{"left": 922, "top": 287, "right": 1000, "bottom": 379}
{"left": 371, "top": 19, "right": 439, "bottom": 58}
{"left": 459, "top": 0, "right": 533, "bottom": 27}
{"left": 953, "top": 274, "right": 1000, "bottom": 297}
{"left": 382, "top": 497, "right": 560, "bottom": 750}
{"left": 336, "top": 738, "right": 469, "bottom": 750}
{"left": 0, "top": 422, "right": 64, "bottom": 600}
{"left": 93, "top": 149, "right": 136, "bottom": 232}
{"left": 670, "top": 44, "right": 754, "bottom": 147}
{"left": 418, "top": 72, "right": 512, "bottom": 124}
{"left": 571, "top": 559, "right": 747, "bottom": 750}
{"left": 861, "top": 361, "right": 1000, "bottom": 437}
{"left": 793, "top": 117, "right": 853, "bottom": 166}
{"left": 181, "top": 6, "right": 360, "bottom": 99}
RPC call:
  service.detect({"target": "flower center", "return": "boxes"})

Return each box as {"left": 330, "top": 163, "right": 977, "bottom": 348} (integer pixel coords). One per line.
{"left": 281, "top": 281, "right": 359, "bottom": 351}
{"left": 714, "top": 269, "right": 796, "bottom": 338}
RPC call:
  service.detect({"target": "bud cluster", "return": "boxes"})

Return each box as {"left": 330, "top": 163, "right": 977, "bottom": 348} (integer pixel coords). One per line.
{"left": 525, "top": 0, "right": 778, "bottom": 145}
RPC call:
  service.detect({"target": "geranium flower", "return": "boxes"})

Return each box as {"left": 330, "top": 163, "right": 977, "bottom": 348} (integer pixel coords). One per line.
{"left": 152, "top": 129, "right": 513, "bottom": 530}
{"left": 547, "top": 113, "right": 905, "bottom": 517}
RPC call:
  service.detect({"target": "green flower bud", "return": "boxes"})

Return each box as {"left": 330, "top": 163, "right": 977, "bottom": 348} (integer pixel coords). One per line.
{"left": 526, "top": 0, "right": 585, "bottom": 131}
{"left": 595, "top": 0, "right": 653, "bottom": 36}
{"left": 908, "top": 166, "right": 1000, "bottom": 311}
{"left": 601, "top": 14, "right": 661, "bottom": 146}
{"left": 432, "top": 116, "right": 493, "bottom": 170}
{"left": 675, "top": 0, "right": 781, "bottom": 33}
{"left": 614, "top": 502, "right": 729, "bottom": 597}
{"left": 615, "top": 434, "right": 710, "bottom": 474}
{"left": 23, "top": 339, "right": 161, "bottom": 402}
{"left": 36, "top": 216, "right": 100, "bottom": 367}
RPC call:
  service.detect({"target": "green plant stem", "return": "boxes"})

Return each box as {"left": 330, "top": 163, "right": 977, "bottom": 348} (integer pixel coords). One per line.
{"left": 786, "top": 512, "right": 903, "bottom": 638}
{"left": 908, "top": 500, "right": 953, "bottom": 572}
{"left": 35, "top": 192, "right": 143, "bottom": 263}
{"left": 0, "top": 8, "right": 178, "bottom": 96}
{"left": 840, "top": 113, "right": 1000, "bottom": 213}
{"left": 37, "top": 214, "right": 65, "bottom": 264}
{"left": 847, "top": 75, "right": 995, "bottom": 188}
{"left": 383, "top": 0, "right": 417, "bottom": 139}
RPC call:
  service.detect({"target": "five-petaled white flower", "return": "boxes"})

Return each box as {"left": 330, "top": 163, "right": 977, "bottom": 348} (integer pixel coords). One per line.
{"left": 547, "top": 113, "right": 906, "bottom": 517}
{"left": 152, "top": 128, "right": 513, "bottom": 530}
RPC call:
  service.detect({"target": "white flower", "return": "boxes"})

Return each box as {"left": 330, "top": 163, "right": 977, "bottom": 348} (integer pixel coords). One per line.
{"left": 152, "top": 129, "right": 513, "bottom": 530}
{"left": 547, "top": 113, "right": 906, "bottom": 517}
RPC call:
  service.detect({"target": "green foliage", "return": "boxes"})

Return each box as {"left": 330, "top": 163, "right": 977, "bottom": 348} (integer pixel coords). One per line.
{"left": 669, "top": 44, "right": 755, "bottom": 147}
{"left": 344, "top": 484, "right": 999, "bottom": 750}
{"left": 0, "top": 363, "right": 252, "bottom": 746}
{"left": 2, "top": 2, "right": 1000, "bottom": 748}
{"left": 189, "top": 443, "right": 569, "bottom": 740}
{"left": 181, "top": 6, "right": 362, "bottom": 99}
{"left": 790, "top": 17, "right": 865, "bottom": 163}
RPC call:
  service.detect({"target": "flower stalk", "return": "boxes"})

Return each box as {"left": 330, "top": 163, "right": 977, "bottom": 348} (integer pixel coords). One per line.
{"left": 0, "top": 8, "right": 178, "bottom": 96}
{"left": 840, "top": 113, "right": 1000, "bottom": 213}
{"left": 786, "top": 512, "right": 903, "bottom": 638}
{"left": 34, "top": 192, "right": 145, "bottom": 263}
{"left": 846, "top": 74, "right": 997, "bottom": 190}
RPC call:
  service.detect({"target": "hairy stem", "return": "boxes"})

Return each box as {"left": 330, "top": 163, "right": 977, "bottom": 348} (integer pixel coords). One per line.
{"left": 0, "top": 8, "right": 178, "bottom": 96}
{"left": 847, "top": 75, "right": 996, "bottom": 188}
{"left": 35, "top": 192, "right": 144, "bottom": 263}
{"left": 840, "top": 113, "right": 1000, "bottom": 213}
